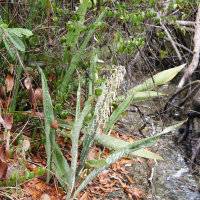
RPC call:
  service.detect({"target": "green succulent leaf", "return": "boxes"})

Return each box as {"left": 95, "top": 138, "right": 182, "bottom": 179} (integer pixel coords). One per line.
{"left": 85, "top": 159, "right": 107, "bottom": 169}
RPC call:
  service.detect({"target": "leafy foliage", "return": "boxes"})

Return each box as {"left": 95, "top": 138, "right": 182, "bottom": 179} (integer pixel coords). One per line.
{"left": 0, "top": 0, "right": 196, "bottom": 199}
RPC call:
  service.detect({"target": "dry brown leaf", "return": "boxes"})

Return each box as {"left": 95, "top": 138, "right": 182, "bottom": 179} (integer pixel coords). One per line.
{"left": 80, "top": 192, "right": 89, "bottom": 200}
{"left": 163, "top": 148, "right": 168, "bottom": 150}
{"left": 21, "top": 111, "right": 29, "bottom": 115}
{"left": 50, "top": 119, "right": 58, "bottom": 130}
{"left": 29, "top": 87, "right": 35, "bottom": 107}
{"left": 21, "top": 111, "right": 44, "bottom": 118}
{"left": 126, "top": 175, "right": 134, "bottom": 184}
{"left": 0, "top": 159, "right": 8, "bottom": 179}
{"left": 136, "top": 157, "right": 143, "bottom": 164}
{"left": 39, "top": 193, "right": 51, "bottom": 200}
{"left": 131, "top": 187, "right": 143, "bottom": 199}
{"left": 31, "top": 157, "right": 44, "bottom": 163}
{"left": 52, "top": 71, "right": 56, "bottom": 79}
{"left": 67, "top": 116, "right": 72, "bottom": 124}
{"left": 34, "top": 112, "right": 44, "bottom": 118}
{"left": 49, "top": 75, "right": 52, "bottom": 82}
{"left": 87, "top": 150, "right": 96, "bottom": 160}
{"left": 24, "top": 78, "right": 31, "bottom": 89}
{"left": 119, "top": 181, "right": 127, "bottom": 188}
{"left": 10, "top": 64, "right": 13, "bottom": 75}
{"left": 0, "top": 145, "right": 10, "bottom": 162}
{"left": 35, "top": 88, "right": 43, "bottom": 100}
{"left": 30, "top": 101, "right": 37, "bottom": 117}
{"left": 0, "top": 84, "right": 6, "bottom": 101}
{"left": 23, "top": 139, "right": 30, "bottom": 151}
{"left": 3, "top": 113, "right": 13, "bottom": 130}
{"left": 6, "top": 75, "right": 13, "bottom": 92}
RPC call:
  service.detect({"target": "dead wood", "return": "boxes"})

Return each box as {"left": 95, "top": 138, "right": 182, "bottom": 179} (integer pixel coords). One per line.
{"left": 176, "top": 5, "right": 200, "bottom": 91}
{"left": 161, "top": 23, "right": 184, "bottom": 64}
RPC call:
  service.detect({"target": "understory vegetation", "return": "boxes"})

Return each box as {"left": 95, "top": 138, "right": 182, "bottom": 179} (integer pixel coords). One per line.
{"left": 0, "top": 0, "right": 199, "bottom": 199}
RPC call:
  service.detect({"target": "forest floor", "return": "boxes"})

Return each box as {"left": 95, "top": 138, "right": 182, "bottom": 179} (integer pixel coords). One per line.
{"left": 3, "top": 122, "right": 151, "bottom": 200}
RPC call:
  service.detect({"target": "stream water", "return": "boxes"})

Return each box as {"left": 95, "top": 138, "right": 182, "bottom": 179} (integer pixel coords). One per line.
{"left": 120, "top": 73, "right": 200, "bottom": 199}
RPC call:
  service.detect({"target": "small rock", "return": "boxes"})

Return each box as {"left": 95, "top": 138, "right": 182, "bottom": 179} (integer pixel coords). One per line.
{"left": 39, "top": 194, "right": 51, "bottom": 200}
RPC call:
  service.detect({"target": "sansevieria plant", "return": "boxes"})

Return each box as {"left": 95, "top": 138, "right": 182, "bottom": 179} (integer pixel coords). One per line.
{"left": 39, "top": 63, "right": 186, "bottom": 200}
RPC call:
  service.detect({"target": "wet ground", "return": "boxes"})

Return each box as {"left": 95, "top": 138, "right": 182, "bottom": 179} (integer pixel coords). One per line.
{"left": 116, "top": 76, "right": 200, "bottom": 199}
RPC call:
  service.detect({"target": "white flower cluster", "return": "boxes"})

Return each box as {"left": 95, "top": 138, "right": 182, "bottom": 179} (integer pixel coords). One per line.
{"left": 94, "top": 65, "right": 126, "bottom": 135}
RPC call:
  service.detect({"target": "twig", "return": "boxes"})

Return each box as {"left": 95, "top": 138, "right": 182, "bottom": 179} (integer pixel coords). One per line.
{"left": 162, "top": 80, "right": 200, "bottom": 112}
{"left": 171, "top": 175, "right": 200, "bottom": 193}
{"left": 164, "top": 36, "right": 193, "bottom": 54}
{"left": 178, "top": 84, "right": 200, "bottom": 107}
{"left": 175, "top": 26, "right": 195, "bottom": 32}
{"left": 161, "top": 23, "right": 183, "bottom": 63}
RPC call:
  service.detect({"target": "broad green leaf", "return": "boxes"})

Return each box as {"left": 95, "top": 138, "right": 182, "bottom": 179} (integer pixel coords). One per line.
{"left": 40, "top": 67, "right": 55, "bottom": 183}
{"left": 25, "top": 170, "right": 30, "bottom": 180}
{"left": 85, "top": 159, "right": 107, "bottom": 169}
{"left": 51, "top": 138, "right": 70, "bottom": 190}
{"left": 127, "top": 64, "right": 186, "bottom": 95}
{"left": 122, "top": 134, "right": 161, "bottom": 150}
{"left": 7, "top": 32, "right": 25, "bottom": 51}
{"left": 3, "top": 35, "right": 16, "bottom": 60}
{"left": 0, "top": 20, "right": 5, "bottom": 25}
{"left": 39, "top": 66, "right": 70, "bottom": 188}
{"left": 0, "top": 24, "right": 8, "bottom": 30}
{"left": 11, "top": 28, "right": 33, "bottom": 37}
{"left": 29, "top": 171, "right": 35, "bottom": 179}
{"left": 9, "top": 29, "right": 22, "bottom": 37}
{"left": 93, "top": 0, "right": 97, "bottom": 6}
{"left": 117, "top": 91, "right": 164, "bottom": 102}
{"left": 132, "top": 149, "right": 164, "bottom": 160}
{"left": 66, "top": 96, "right": 94, "bottom": 200}
{"left": 96, "top": 133, "right": 164, "bottom": 160}
{"left": 40, "top": 69, "right": 54, "bottom": 125}
{"left": 38, "top": 168, "right": 45, "bottom": 177}
{"left": 131, "top": 14, "right": 137, "bottom": 23}
{"left": 42, "top": 0, "right": 48, "bottom": 6}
